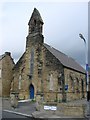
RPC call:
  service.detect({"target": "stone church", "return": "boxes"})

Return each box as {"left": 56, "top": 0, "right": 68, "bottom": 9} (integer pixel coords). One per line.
{"left": 10, "top": 8, "right": 86, "bottom": 102}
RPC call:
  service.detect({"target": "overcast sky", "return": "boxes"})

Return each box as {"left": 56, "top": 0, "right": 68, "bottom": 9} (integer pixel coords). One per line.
{"left": 0, "top": 1, "right": 88, "bottom": 68}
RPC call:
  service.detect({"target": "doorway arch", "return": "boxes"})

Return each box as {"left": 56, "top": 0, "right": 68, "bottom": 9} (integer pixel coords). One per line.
{"left": 29, "top": 84, "right": 34, "bottom": 99}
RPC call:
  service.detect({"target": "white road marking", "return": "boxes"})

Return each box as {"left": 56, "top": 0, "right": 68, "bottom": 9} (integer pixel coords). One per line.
{"left": 3, "top": 110, "right": 32, "bottom": 117}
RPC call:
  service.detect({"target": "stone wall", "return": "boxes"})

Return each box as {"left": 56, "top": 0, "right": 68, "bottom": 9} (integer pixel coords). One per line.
{"left": 0, "top": 59, "right": 2, "bottom": 96}
{"left": 11, "top": 52, "right": 29, "bottom": 100}
{"left": 57, "top": 102, "right": 86, "bottom": 117}
{"left": 0, "top": 52, "right": 14, "bottom": 97}
{"left": 42, "top": 46, "right": 64, "bottom": 102}
{"left": 11, "top": 38, "right": 64, "bottom": 102}
{"left": 11, "top": 40, "right": 87, "bottom": 102}
{"left": 64, "top": 68, "right": 86, "bottom": 101}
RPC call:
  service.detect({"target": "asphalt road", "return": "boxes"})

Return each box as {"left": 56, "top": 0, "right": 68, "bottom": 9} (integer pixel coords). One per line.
{"left": 2, "top": 111, "right": 32, "bottom": 119}
{"left": 2, "top": 111, "right": 90, "bottom": 120}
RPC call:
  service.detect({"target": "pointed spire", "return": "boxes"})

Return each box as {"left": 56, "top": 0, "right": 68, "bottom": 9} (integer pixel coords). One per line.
{"left": 28, "top": 8, "right": 44, "bottom": 35}
{"left": 28, "top": 8, "right": 43, "bottom": 25}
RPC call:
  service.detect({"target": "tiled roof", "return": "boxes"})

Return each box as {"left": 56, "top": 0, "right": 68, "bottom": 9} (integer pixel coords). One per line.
{"left": 44, "top": 43, "right": 85, "bottom": 73}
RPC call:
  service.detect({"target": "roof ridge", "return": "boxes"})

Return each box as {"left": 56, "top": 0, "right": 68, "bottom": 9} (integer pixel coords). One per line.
{"left": 0, "top": 54, "right": 5, "bottom": 60}
{"left": 44, "top": 43, "right": 73, "bottom": 59}
{"left": 44, "top": 43, "right": 85, "bottom": 73}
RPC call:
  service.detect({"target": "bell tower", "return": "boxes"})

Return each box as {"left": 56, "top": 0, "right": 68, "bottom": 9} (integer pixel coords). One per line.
{"left": 28, "top": 8, "right": 43, "bottom": 34}
{"left": 26, "top": 8, "right": 44, "bottom": 48}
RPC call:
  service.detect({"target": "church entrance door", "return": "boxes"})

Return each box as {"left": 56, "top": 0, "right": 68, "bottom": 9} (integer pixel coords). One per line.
{"left": 29, "top": 84, "right": 34, "bottom": 99}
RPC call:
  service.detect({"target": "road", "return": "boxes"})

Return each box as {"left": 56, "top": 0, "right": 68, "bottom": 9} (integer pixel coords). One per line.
{"left": 2, "top": 111, "right": 32, "bottom": 119}
{"left": 2, "top": 111, "right": 90, "bottom": 120}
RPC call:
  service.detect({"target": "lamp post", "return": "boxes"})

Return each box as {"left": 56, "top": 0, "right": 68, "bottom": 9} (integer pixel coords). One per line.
{"left": 79, "top": 33, "right": 90, "bottom": 116}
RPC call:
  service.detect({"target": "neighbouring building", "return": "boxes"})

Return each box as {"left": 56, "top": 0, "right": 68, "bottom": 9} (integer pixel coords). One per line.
{"left": 0, "top": 52, "right": 14, "bottom": 97}
{"left": 10, "top": 8, "right": 86, "bottom": 102}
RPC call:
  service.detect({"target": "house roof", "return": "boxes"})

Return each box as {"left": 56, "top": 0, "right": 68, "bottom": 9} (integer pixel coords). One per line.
{"left": 44, "top": 43, "right": 85, "bottom": 73}
{"left": 0, "top": 54, "right": 6, "bottom": 60}
{"left": 0, "top": 52, "right": 15, "bottom": 65}
{"left": 0, "top": 52, "right": 11, "bottom": 60}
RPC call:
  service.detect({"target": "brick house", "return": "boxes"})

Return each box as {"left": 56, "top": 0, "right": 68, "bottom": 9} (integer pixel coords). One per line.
{"left": 10, "top": 8, "right": 86, "bottom": 102}
{"left": 0, "top": 52, "right": 14, "bottom": 97}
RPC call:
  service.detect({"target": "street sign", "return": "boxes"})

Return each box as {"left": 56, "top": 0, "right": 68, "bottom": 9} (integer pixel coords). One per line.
{"left": 88, "top": 65, "right": 90, "bottom": 70}
{"left": 86, "top": 64, "right": 89, "bottom": 71}
{"left": 44, "top": 106, "right": 57, "bottom": 111}
{"left": 44, "top": 106, "right": 50, "bottom": 110}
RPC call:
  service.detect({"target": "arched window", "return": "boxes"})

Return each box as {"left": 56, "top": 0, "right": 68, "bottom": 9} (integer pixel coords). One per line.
{"left": 76, "top": 78, "right": 80, "bottom": 93}
{"left": 31, "top": 19, "right": 37, "bottom": 32}
{"left": 19, "top": 75, "right": 21, "bottom": 89}
{"left": 49, "top": 74, "right": 54, "bottom": 91}
{"left": 58, "top": 73, "right": 63, "bottom": 86}
{"left": 81, "top": 79, "right": 84, "bottom": 98}
{"left": 70, "top": 76, "right": 75, "bottom": 92}
{"left": 30, "top": 48, "right": 34, "bottom": 79}
{"left": 34, "top": 19, "right": 36, "bottom": 26}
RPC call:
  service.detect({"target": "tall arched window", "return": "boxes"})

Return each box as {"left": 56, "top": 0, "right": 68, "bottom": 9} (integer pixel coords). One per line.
{"left": 76, "top": 78, "right": 79, "bottom": 93}
{"left": 70, "top": 76, "right": 75, "bottom": 92}
{"left": 19, "top": 75, "right": 21, "bottom": 89}
{"left": 30, "top": 48, "right": 34, "bottom": 78}
{"left": 49, "top": 74, "right": 54, "bottom": 91}
{"left": 81, "top": 79, "right": 84, "bottom": 98}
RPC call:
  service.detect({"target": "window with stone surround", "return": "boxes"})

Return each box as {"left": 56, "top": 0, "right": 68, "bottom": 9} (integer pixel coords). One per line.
{"left": 49, "top": 74, "right": 54, "bottom": 91}
{"left": 58, "top": 73, "right": 62, "bottom": 86}
{"left": 70, "top": 76, "right": 75, "bottom": 93}
{"left": 19, "top": 75, "right": 21, "bottom": 89}
{"left": 76, "top": 78, "right": 80, "bottom": 93}
{"left": 30, "top": 48, "right": 34, "bottom": 77}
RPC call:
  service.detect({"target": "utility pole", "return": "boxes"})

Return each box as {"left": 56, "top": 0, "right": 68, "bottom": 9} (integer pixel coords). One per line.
{"left": 79, "top": 33, "right": 90, "bottom": 117}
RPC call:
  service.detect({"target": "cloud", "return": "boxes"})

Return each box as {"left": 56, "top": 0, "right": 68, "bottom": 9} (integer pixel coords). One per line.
{"left": 0, "top": 2, "right": 88, "bottom": 68}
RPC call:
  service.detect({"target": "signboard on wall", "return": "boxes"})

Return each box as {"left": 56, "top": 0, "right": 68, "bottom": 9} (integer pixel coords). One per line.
{"left": 65, "top": 85, "right": 68, "bottom": 91}
{"left": 44, "top": 106, "right": 57, "bottom": 111}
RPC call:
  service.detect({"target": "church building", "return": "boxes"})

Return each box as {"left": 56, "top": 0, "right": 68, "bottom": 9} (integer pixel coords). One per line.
{"left": 10, "top": 8, "right": 86, "bottom": 102}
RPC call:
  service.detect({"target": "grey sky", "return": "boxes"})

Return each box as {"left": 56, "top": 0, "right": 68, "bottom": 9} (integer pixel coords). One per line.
{"left": 0, "top": 2, "right": 88, "bottom": 68}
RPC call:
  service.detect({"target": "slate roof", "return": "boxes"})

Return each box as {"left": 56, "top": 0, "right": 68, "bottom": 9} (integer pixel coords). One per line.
{"left": 0, "top": 54, "right": 5, "bottom": 60}
{"left": 44, "top": 43, "right": 85, "bottom": 74}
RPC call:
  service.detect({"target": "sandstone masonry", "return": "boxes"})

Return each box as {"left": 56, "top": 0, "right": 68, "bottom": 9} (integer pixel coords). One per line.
{"left": 0, "top": 52, "right": 14, "bottom": 97}
{"left": 10, "top": 8, "right": 87, "bottom": 103}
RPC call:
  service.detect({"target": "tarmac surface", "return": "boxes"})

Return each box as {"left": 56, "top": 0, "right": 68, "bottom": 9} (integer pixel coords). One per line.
{"left": 0, "top": 97, "right": 2, "bottom": 119}
{"left": 1, "top": 98, "right": 90, "bottom": 119}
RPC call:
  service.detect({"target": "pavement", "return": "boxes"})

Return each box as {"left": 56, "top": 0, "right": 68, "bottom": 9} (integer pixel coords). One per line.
{"left": 2, "top": 98, "right": 36, "bottom": 117}
{"left": 2, "top": 98, "right": 90, "bottom": 119}
{"left": 0, "top": 97, "right": 2, "bottom": 119}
